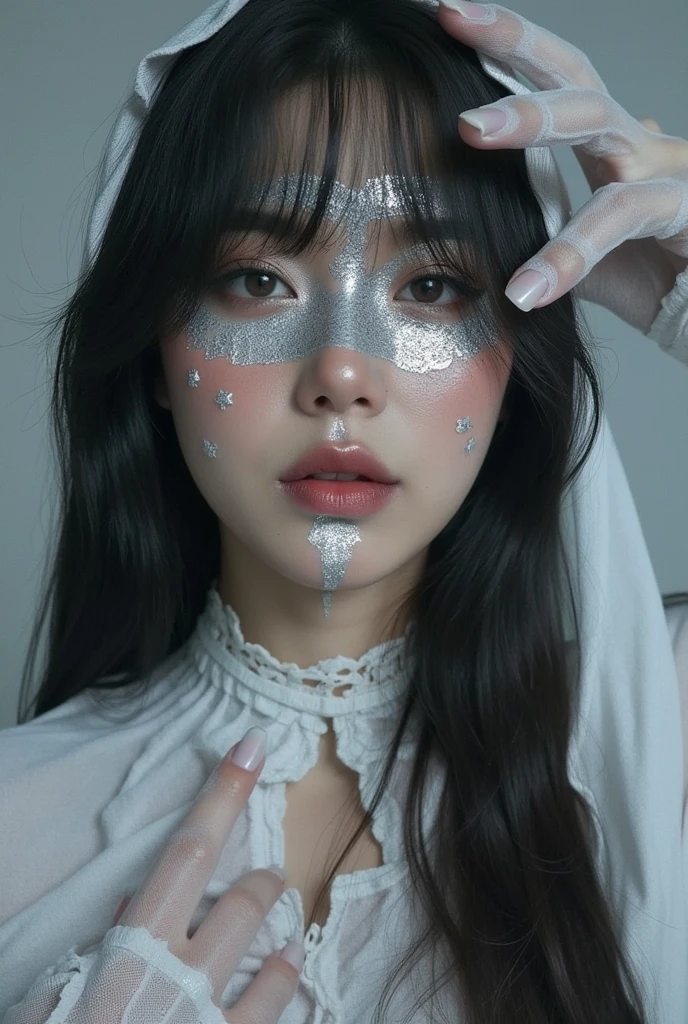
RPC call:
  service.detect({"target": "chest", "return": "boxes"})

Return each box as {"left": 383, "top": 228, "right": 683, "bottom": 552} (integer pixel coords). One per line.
{"left": 281, "top": 721, "right": 384, "bottom": 928}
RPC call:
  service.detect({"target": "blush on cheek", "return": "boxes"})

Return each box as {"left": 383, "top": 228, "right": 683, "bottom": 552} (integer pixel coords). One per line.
{"left": 168, "top": 336, "right": 294, "bottom": 461}
{"left": 400, "top": 352, "right": 508, "bottom": 469}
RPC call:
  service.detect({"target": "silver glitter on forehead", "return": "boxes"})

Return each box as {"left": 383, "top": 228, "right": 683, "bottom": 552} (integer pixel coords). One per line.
{"left": 185, "top": 174, "right": 489, "bottom": 375}
{"left": 307, "top": 515, "right": 361, "bottom": 618}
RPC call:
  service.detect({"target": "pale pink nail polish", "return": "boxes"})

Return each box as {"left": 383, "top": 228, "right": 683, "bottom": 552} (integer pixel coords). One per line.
{"left": 229, "top": 726, "right": 267, "bottom": 770}
{"left": 441, "top": 0, "right": 492, "bottom": 21}
{"left": 280, "top": 940, "right": 306, "bottom": 972}
{"left": 459, "top": 108, "right": 508, "bottom": 136}
{"left": 504, "top": 270, "right": 549, "bottom": 311}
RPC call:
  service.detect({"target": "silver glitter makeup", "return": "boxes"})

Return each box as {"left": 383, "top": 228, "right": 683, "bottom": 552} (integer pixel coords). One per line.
{"left": 307, "top": 515, "right": 362, "bottom": 618}
{"left": 203, "top": 439, "right": 218, "bottom": 458}
{"left": 455, "top": 416, "right": 472, "bottom": 433}
{"left": 328, "top": 417, "right": 348, "bottom": 441}
{"left": 185, "top": 174, "right": 489, "bottom": 375}
{"left": 215, "top": 389, "right": 233, "bottom": 410}
{"left": 188, "top": 369, "right": 201, "bottom": 388}
{"left": 464, "top": 438, "right": 476, "bottom": 454}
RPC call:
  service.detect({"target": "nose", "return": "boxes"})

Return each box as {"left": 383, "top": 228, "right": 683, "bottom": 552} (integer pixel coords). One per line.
{"left": 294, "top": 346, "right": 389, "bottom": 418}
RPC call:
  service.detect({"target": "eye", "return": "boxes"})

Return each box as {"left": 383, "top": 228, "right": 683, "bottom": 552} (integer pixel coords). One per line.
{"left": 396, "top": 275, "right": 471, "bottom": 306}
{"left": 211, "top": 264, "right": 295, "bottom": 301}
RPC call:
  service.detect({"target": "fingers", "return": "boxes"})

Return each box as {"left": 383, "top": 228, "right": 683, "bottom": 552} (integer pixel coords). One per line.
{"left": 504, "top": 175, "right": 688, "bottom": 309}
{"left": 438, "top": 4, "right": 667, "bottom": 169}
{"left": 123, "top": 727, "right": 270, "bottom": 942}
{"left": 222, "top": 946, "right": 303, "bottom": 1024}
{"left": 458, "top": 89, "right": 650, "bottom": 162}
{"left": 438, "top": 2, "right": 607, "bottom": 93}
{"left": 186, "top": 867, "right": 287, "bottom": 1000}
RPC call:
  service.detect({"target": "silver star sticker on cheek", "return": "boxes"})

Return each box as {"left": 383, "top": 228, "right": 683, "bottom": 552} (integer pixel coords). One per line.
{"left": 188, "top": 369, "right": 201, "bottom": 388}
{"left": 202, "top": 439, "right": 218, "bottom": 458}
{"left": 215, "top": 389, "right": 233, "bottom": 410}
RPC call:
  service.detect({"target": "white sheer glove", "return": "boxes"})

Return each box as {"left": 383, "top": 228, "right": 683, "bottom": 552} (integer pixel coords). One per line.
{"left": 438, "top": 0, "right": 688, "bottom": 349}
{"left": 3, "top": 732, "right": 304, "bottom": 1024}
{"left": 3, "top": 926, "right": 248, "bottom": 1024}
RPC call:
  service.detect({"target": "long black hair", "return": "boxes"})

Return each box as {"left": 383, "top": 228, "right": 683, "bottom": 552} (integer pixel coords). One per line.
{"left": 17, "top": 0, "right": 653, "bottom": 1020}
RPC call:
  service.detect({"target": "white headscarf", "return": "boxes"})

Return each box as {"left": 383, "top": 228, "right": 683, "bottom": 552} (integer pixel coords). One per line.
{"left": 79, "top": 1, "right": 687, "bottom": 1018}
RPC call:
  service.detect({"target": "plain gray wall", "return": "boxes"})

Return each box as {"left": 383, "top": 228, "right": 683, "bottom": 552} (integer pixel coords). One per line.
{"left": 2, "top": 0, "right": 687, "bottom": 730}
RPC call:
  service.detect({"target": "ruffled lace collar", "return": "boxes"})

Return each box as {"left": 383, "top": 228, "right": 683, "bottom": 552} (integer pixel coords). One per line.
{"left": 191, "top": 582, "right": 415, "bottom": 707}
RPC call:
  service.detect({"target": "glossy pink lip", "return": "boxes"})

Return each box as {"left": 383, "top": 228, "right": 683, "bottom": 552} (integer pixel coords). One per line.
{"left": 278, "top": 443, "right": 398, "bottom": 484}
{"left": 279, "top": 478, "right": 398, "bottom": 517}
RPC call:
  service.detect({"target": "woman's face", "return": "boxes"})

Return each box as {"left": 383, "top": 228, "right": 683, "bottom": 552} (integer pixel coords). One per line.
{"left": 155, "top": 148, "right": 513, "bottom": 616}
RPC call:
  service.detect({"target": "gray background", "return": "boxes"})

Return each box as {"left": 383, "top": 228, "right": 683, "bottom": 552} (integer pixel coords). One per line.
{"left": 1, "top": 0, "right": 687, "bottom": 729}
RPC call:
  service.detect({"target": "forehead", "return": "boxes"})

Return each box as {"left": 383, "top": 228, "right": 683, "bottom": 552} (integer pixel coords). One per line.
{"left": 219, "top": 174, "right": 471, "bottom": 259}
{"left": 249, "top": 173, "right": 450, "bottom": 222}
{"left": 256, "top": 77, "right": 445, "bottom": 185}
{"left": 219, "top": 79, "right": 466, "bottom": 252}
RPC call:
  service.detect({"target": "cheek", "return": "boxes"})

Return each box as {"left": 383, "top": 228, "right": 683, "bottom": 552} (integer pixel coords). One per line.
{"left": 162, "top": 337, "right": 291, "bottom": 464}
{"left": 395, "top": 345, "right": 510, "bottom": 470}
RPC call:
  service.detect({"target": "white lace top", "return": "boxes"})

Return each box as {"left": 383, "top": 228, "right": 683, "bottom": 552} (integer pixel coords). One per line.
{"left": 0, "top": 579, "right": 686, "bottom": 1023}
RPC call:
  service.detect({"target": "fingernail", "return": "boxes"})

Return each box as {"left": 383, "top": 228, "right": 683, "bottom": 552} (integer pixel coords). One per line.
{"left": 459, "top": 107, "right": 508, "bottom": 137}
{"left": 504, "top": 270, "right": 549, "bottom": 311}
{"left": 441, "top": 0, "right": 492, "bottom": 21}
{"left": 266, "top": 863, "right": 287, "bottom": 881}
{"left": 229, "top": 726, "right": 267, "bottom": 771}
{"left": 279, "top": 940, "right": 306, "bottom": 973}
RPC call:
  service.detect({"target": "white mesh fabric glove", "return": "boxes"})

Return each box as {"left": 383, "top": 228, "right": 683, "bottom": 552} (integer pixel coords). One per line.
{"left": 2, "top": 733, "right": 304, "bottom": 1024}
{"left": 3, "top": 926, "right": 234, "bottom": 1024}
{"left": 438, "top": 1, "right": 688, "bottom": 361}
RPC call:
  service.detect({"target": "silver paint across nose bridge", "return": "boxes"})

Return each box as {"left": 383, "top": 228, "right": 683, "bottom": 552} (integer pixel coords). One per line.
{"left": 184, "top": 173, "right": 487, "bottom": 375}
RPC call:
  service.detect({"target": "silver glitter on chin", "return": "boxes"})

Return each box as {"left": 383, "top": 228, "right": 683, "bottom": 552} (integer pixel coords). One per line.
{"left": 203, "top": 439, "right": 218, "bottom": 458}
{"left": 215, "top": 389, "right": 233, "bottom": 410}
{"left": 455, "top": 416, "right": 472, "bottom": 433}
{"left": 188, "top": 369, "right": 200, "bottom": 388}
{"left": 464, "top": 437, "right": 476, "bottom": 454}
{"left": 307, "top": 516, "right": 361, "bottom": 618}
{"left": 328, "top": 417, "right": 348, "bottom": 441}
{"left": 186, "top": 174, "right": 490, "bottom": 375}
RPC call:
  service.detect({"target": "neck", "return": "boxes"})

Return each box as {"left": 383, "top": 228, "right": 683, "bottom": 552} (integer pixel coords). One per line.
{"left": 218, "top": 530, "right": 422, "bottom": 667}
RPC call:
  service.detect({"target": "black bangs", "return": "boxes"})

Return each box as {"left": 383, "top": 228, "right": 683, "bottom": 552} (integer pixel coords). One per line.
{"left": 127, "top": 0, "right": 534, "bottom": 345}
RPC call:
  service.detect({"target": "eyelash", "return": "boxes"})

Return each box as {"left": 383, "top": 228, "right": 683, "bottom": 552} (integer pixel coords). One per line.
{"left": 210, "top": 259, "right": 478, "bottom": 310}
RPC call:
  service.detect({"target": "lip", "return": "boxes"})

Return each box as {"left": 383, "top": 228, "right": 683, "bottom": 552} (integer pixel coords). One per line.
{"left": 279, "top": 478, "right": 399, "bottom": 517}
{"left": 279, "top": 443, "right": 398, "bottom": 484}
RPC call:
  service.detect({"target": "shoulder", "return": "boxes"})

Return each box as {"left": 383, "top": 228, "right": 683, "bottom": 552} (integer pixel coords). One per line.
{"left": 0, "top": 673, "right": 183, "bottom": 925}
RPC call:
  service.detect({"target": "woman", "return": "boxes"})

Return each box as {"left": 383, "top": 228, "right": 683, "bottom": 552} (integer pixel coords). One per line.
{"left": 1, "top": 0, "right": 687, "bottom": 1021}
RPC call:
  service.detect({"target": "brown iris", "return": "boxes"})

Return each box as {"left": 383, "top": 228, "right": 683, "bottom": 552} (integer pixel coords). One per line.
{"left": 244, "top": 272, "right": 277, "bottom": 297}
{"left": 409, "top": 278, "right": 446, "bottom": 303}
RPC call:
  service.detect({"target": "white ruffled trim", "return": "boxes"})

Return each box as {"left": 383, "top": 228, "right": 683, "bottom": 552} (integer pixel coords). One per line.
{"left": 647, "top": 263, "right": 688, "bottom": 366}
{"left": 205, "top": 583, "right": 414, "bottom": 699}
{"left": 42, "top": 926, "right": 227, "bottom": 1024}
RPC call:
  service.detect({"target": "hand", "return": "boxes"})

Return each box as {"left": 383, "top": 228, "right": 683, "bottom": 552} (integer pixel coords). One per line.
{"left": 109, "top": 729, "right": 302, "bottom": 1022}
{"left": 438, "top": 1, "right": 688, "bottom": 330}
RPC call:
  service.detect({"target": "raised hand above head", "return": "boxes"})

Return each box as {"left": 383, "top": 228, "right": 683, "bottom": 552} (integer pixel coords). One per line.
{"left": 439, "top": 0, "right": 688, "bottom": 329}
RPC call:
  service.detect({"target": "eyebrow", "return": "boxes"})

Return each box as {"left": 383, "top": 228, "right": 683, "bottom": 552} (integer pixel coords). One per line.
{"left": 221, "top": 208, "right": 471, "bottom": 246}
